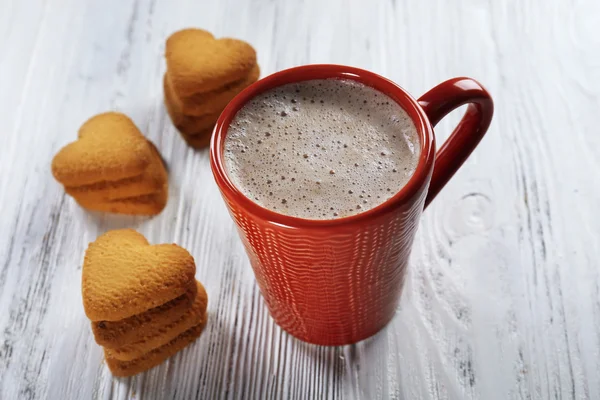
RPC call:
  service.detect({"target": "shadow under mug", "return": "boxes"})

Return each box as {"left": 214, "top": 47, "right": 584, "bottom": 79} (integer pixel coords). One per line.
{"left": 210, "top": 65, "right": 493, "bottom": 346}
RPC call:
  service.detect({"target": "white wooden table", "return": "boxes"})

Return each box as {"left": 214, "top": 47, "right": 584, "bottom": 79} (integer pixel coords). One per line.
{"left": 1, "top": 0, "right": 599, "bottom": 399}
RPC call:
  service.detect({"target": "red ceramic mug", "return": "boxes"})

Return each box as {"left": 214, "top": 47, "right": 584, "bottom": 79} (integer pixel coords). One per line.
{"left": 210, "top": 65, "right": 493, "bottom": 346}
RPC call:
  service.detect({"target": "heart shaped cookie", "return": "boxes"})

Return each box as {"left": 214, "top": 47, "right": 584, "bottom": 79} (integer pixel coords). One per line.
{"left": 82, "top": 229, "right": 196, "bottom": 321}
{"left": 165, "top": 28, "right": 257, "bottom": 97}
{"left": 52, "top": 112, "right": 153, "bottom": 186}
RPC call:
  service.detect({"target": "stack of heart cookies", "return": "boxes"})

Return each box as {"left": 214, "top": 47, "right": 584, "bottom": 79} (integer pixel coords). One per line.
{"left": 82, "top": 229, "right": 208, "bottom": 377}
{"left": 163, "top": 28, "right": 260, "bottom": 149}
{"left": 51, "top": 112, "right": 168, "bottom": 215}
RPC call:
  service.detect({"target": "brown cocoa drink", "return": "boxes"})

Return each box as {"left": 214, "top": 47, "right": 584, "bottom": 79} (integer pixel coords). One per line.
{"left": 224, "top": 78, "right": 420, "bottom": 220}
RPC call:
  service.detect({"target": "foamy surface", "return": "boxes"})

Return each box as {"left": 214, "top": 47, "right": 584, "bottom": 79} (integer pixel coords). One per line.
{"left": 224, "top": 78, "right": 419, "bottom": 220}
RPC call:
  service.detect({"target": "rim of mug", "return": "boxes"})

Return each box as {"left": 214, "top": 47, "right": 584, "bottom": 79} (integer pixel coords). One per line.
{"left": 210, "top": 64, "right": 435, "bottom": 228}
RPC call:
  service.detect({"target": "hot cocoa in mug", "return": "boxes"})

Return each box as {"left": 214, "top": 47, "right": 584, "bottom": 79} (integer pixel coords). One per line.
{"left": 211, "top": 65, "right": 493, "bottom": 345}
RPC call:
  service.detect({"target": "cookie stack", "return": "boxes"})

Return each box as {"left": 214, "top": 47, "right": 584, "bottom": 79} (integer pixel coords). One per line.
{"left": 82, "top": 229, "right": 208, "bottom": 377}
{"left": 51, "top": 112, "right": 168, "bottom": 215}
{"left": 163, "top": 28, "right": 260, "bottom": 149}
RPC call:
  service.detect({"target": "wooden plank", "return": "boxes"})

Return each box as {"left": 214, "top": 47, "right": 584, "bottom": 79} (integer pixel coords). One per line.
{"left": 0, "top": 0, "right": 599, "bottom": 398}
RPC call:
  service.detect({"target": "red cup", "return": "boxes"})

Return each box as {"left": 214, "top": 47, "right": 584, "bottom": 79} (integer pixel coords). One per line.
{"left": 210, "top": 65, "right": 493, "bottom": 345}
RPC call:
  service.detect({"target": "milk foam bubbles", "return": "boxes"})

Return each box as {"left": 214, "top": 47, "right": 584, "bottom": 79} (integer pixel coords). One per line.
{"left": 224, "top": 79, "right": 420, "bottom": 220}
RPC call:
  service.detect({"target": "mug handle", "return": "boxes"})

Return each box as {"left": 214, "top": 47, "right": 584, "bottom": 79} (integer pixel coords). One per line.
{"left": 417, "top": 77, "right": 494, "bottom": 207}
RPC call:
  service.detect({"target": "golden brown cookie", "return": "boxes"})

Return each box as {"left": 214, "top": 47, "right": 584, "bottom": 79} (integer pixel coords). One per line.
{"left": 91, "top": 281, "right": 198, "bottom": 348}
{"left": 165, "top": 64, "right": 260, "bottom": 117}
{"left": 165, "top": 28, "right": 257, "bottom": 96}
{"left": 105, "top": 281, "right": 208, "bottom": 360}
{"left": 52, "top": 112, "right": 153, "bottom": 187}
{"left": 180, "top": 130, "right": 213, "bottom": 150}
{"left": 105, "top": 320, "right": 206, "bottom": 377}
{"left": 65, "top": 140, "right": 167, "bottom": 202}
{"left": 74, "top": 188, "right": 168, "bottom": 216}
{"left": 164, "top": 81, "right": 221, "bottom": 135}
{"left": 82, "top": 229, "right": 196, "bottom": 322}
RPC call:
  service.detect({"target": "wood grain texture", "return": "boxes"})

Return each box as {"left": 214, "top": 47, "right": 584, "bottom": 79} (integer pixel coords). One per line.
{"left": 0, "top": 0, "right": 599, "bottom": 399}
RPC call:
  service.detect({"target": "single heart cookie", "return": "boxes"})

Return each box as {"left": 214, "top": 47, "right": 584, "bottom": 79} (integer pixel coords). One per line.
{"left": 165, "top": 28, "right": 257, "bottom": 97}
{"left": 164, "top": 64, "right": 260, "bottom": 117}
{"left": 82, "top": 229, "right": 196, "bottom": 321}
{"left": 52, "top": 112, "right": 153, "bottom": 187}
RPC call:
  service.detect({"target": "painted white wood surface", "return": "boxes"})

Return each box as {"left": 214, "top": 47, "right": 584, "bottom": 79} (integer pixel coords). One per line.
{"left": 1, "top": 0, "right": 599, "bottom": 398}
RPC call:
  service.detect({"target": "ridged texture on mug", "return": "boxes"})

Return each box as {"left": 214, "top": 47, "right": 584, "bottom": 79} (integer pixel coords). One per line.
{"left": 223, "top": 186, "right": 426, "bottom": 345}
